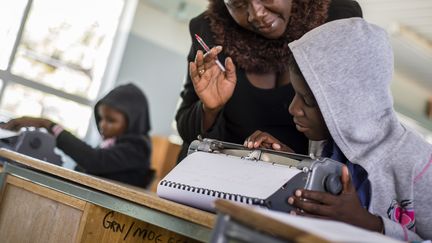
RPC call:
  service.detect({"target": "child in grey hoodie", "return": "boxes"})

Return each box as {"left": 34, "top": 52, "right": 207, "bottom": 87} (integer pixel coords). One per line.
{"left": 245, "top": 18, "right": 431, "bottom": 240}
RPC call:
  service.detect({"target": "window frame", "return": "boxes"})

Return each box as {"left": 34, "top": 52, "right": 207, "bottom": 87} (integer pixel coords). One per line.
{"left": 0, "top": 0, "right": 138, "bottom": 139}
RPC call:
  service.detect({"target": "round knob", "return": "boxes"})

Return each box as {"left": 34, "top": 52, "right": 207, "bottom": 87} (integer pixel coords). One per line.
{"left": 325, "top": 173, "right": 342, "bottom": 195}
{"left": 29, "top": 137, "right": 41, "bottom": 150}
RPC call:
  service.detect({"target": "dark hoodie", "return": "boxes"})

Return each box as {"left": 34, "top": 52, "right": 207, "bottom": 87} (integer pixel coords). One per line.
{"left": 56, "top": 83, "right": 154, "bottom": 188}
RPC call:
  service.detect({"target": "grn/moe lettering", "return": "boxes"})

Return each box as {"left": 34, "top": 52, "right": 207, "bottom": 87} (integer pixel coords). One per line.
{"left": 102, "top": 211, "right": 190, "bottom": 243}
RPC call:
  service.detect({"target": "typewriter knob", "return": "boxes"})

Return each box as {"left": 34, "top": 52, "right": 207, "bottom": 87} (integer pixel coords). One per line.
{"left": 324, "top": 174, "right": 342, "bottom": 195}
{"left": 29, "top": 137, "right": 42, "bottom": 150}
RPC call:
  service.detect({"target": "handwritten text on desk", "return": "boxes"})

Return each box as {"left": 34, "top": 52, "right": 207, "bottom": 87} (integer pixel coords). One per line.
{"left": 102, "top": 210, "right": 194, "bottom": 243}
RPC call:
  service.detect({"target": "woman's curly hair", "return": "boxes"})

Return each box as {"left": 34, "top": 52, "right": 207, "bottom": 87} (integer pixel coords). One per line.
{"left": 206, "top": 0, "right": 330, "bottom": 73}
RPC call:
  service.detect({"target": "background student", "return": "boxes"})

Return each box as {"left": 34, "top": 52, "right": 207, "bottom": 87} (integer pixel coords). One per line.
{"left": 1, "top": 83, "right": 154, "bottom": 188}
{"left": 175, "top": 0, "right": 363, "bottom": 161}
{"left": 245, "top": 18, "right": 431, "bottom": 240}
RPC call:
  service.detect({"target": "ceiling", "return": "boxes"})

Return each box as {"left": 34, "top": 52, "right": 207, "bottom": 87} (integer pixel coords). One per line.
{"left": 358, "top": 0, "right": 432, "bottom": 40}
{"left": 142, "top": 0, "right": 432, "bottom": 90}
{"left": 143, "top": 0, "right": 207, "bottom": 22}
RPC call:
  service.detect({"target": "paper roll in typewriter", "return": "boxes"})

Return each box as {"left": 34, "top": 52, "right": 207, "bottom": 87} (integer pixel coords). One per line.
{"left": 157, "top": 138, "right": 343, "bottom": 213}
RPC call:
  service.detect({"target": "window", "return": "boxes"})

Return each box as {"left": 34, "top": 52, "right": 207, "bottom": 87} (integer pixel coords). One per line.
{"left": 0, "top": 0, "right": 126, "bottom": 137}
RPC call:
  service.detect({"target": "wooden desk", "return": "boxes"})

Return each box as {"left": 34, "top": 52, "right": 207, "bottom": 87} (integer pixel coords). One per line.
{"left": 211, "top": 200, "right": 402, "bottom": 243}
{"left": 0, "top": 149, "right": 215, "bottom": 243}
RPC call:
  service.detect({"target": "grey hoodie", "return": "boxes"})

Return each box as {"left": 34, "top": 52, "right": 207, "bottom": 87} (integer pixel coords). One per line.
{"left": 289, "top": 18, "right": 432, "bottom": 240}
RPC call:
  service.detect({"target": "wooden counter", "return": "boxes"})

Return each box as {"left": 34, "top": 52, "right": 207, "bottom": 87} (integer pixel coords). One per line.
{"left": 0, "top": 148, "right": 215, "bottom": 242}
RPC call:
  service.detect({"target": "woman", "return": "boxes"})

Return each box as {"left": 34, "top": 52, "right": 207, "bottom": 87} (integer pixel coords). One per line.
{"left": 175, "top": 0, "right": 362, "bottom": 160}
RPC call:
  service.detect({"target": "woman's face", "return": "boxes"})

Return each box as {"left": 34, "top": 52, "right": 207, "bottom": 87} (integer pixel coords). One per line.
{"left": 224, "top": 0, "right": 293, "bottom": 39}
{"left": 97, "top": 104, "right": 127, "bottom": 139}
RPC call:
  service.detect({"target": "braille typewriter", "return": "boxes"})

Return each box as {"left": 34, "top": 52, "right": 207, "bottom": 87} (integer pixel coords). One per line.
{"left": 0, "top": 128, "right": 63, "bottom": 166}
{"left": 157, "top": 138, "right": 343, "bottom": 213}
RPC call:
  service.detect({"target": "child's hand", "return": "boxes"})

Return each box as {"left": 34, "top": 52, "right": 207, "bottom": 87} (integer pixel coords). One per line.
{"left": 287, "top": 166, "right": 384, "bottom": 233}
{"left": 0, "top": 117, "right": 53, "bottom": 131}
{"left": 243, "top": 130, "right": 294, "bottom": 152}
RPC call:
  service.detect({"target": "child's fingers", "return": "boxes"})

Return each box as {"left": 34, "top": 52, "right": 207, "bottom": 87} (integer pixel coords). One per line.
{"left": 244, "top": 130, "right": 262, "bottom": 148}
{"left": 272, "top": 143, "right": 282, "bottom": 150}
{"left": 254, "top": 134, "right": 272, "bottom": 148}
{"left": 289, "top": 208, "right": 329, "bottom": 220}
{"left": 253, "top": 132, "right": 281, "bottom": 149}
{"left": 293, "top": 189, "right": 337, "bottom": 206}
{"left": 2, "top": 119, "right": 19, "bottom": 131}
{"left": 244, "top": 130, "right": 282, "bottom": 149}
{"left": 288, "top": 193, "right": 333, "bottom": 217}
{"left": 281, "top": 144, "right": 294, "bottom": 152}
{"left": 341, "top": 165, "right": 355, "bottom": 193}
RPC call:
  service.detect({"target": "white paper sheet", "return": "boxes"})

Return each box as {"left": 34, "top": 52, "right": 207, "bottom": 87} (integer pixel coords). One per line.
{"left": 157, "top": 151, "right": 301, "bottom": 211}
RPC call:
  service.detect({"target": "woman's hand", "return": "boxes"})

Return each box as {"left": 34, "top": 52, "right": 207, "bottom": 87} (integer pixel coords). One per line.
{"left": 288, "top": 166, "right": 383, "bottom": 233}
{"left": 244, "top": 130, "right": 294, "bottom": 152}
{"left": 0, "top": 116, "right": 53, "bottom": 131}
{"left": 189, "top": 46, "right": 237, "bottom": 113}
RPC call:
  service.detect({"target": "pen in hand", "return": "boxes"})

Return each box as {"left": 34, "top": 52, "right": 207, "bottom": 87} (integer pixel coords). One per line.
{"left": 194, "top": 34, "right": 226, "bottom": 72}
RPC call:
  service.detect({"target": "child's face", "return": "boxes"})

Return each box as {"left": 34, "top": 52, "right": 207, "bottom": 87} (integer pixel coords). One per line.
{"left": 97, "top": 104, "right": 127, "bottom": 139}
{"left": 289, "top": 70, "right": 330, "bottom": 141}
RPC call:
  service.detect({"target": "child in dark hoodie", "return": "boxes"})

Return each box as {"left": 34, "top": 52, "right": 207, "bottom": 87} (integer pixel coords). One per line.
{"left": 244, "top": 18, "right": 431, "bottom": 240}
{"left": 1, "top": 83, "right": 154, "bottom": 188}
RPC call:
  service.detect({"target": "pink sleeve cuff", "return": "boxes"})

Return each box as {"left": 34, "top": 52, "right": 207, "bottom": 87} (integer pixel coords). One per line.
{"left": 51, "top": 124, "right": 64, "bottom": 137}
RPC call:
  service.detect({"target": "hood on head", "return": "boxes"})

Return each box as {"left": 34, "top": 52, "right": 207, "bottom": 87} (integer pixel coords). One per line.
{"left": 288, "top": 18, "right": 404, "bottom": 168}
{"left": 95, "top": 83, "right": 151, "bottom": 136}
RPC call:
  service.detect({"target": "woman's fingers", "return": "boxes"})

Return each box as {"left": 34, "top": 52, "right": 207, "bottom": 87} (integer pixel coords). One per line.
{"left": 203, "top": 46, "right": 222, "bottom": 63}
{"left": 194, "top": 50, "right": 205, "bottom": 75}
{"left": 203, "top": 46, "right": 229, "bottom": 76}
{"left": 189, "top": 62, "right": 200, "bottom": 84}
{"left": 194, "top": 46, "right": 236, "bottom": 85}
{"left": 225, "top": 57, "right": 236, "bottom": 83}
{"left": 190, "top": 47, "right": 237, "bottom": 110}
{"left": 190, "top": 50, "right": 209, "bottom": 88}
{"left": 195, "top": 50, "right": 204, "bottom": 66}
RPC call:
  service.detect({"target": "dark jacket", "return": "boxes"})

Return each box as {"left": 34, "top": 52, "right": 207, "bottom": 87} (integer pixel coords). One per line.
{"left": 57, "top": 83, "right": 154, "bottom": 188}
{"left": 175, "top": 0, "right": 363, "bottom": 161}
